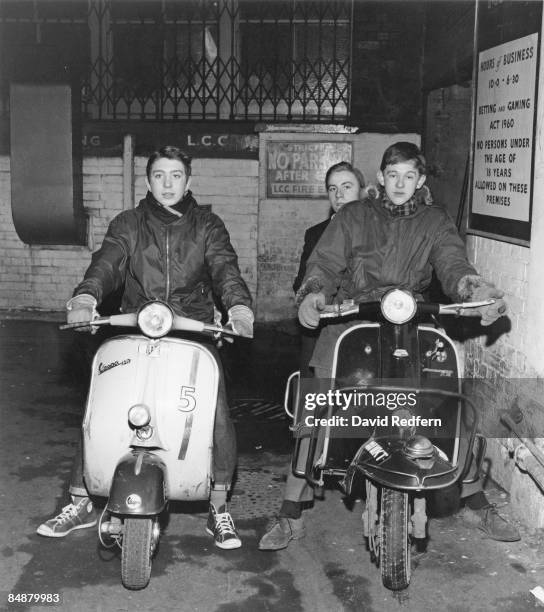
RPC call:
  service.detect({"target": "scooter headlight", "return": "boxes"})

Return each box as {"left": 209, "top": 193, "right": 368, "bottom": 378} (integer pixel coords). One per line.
{"left": 381, "top": 289, "right": 417, "bottom": 324}
{"left": 137, "top": 302, "right": 174, "bottom": 338}
{"left": 128, "top": 404, "right": 151, "bottom": 428}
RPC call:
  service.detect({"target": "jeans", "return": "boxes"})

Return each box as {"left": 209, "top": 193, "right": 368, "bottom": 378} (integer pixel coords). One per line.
{"left": 69, "top": 344, "right": 236, "bottom": 496}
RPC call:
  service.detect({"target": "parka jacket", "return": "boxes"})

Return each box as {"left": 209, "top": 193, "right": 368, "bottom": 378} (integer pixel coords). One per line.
{"left": 303, "top": 189, "right": 477, "bottom": 304}
{"left": 75, "top": 192, "right": 252, "bottom": 322}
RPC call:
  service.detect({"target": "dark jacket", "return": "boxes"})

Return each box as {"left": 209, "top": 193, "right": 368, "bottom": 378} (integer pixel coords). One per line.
{"left": 303, "top": 189, "right": 477, "bottom": 303}
{"left": 75, "top": 192, "right": 252, "bottom": 322}
{"left": 293, "top": 218, "right": 331, "bottom": 294}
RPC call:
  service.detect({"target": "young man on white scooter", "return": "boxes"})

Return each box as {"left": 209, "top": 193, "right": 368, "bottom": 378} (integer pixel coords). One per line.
{"left": 37, "top": 146, "right": 253, "bottom": 550}
{"left": 259, "top": 141, "right": 520, "bottom": 551}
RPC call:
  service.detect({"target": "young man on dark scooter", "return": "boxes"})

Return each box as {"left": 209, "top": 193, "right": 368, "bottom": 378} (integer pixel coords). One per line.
{"left": 37, "top": 146, "right": 254, "bottom": 550}
{"left": 259, "top": 141, "right": 520, "bottom": 551}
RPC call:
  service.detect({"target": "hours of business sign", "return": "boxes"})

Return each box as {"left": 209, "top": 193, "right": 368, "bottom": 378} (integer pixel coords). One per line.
{"left": 266, "top": 141, "right": 353, "bottom": 198}
{"left": 470, "top": 32, "right": 539, "bottom": 244}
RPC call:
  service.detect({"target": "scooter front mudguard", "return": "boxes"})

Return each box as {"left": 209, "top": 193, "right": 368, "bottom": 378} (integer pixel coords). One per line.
{"left": 107, "top": 451, "right": 167, "bottom": 515}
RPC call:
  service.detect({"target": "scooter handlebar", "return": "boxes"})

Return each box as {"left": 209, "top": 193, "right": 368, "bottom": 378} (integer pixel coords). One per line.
{"left": 319, "top": 299, "right": 495, "bottom": 320}
{"left": 59, "top": 313, "right": 138, "bottom": 330}
{"left": 59, "top": 313, "right": 242, "bottom": 339}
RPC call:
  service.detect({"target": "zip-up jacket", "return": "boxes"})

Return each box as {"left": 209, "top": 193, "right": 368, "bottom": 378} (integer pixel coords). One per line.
{"left": 75, "top": 192, "right": 252, "bottom": 322}
{"left": 303, "top": 189, "right": 477, "bottom": 303}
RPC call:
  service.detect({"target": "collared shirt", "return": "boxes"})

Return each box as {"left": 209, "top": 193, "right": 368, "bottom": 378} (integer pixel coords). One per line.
{"left": 381, "top": 192, "right": 417, "bottom": 217}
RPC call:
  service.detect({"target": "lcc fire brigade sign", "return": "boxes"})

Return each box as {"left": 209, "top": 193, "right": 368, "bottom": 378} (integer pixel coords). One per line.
{"left": 266, "top": 141, "right": 353, "bottom": 198}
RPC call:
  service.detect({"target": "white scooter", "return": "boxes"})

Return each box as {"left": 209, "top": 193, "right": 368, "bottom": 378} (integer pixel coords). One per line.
{"left": 61, "top": 301, "right": 239, "bottom": 590}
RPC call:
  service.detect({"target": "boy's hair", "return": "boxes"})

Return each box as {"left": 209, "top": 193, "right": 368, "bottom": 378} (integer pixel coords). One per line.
{"left": 380, "top": 142, "right": 426, "bottom": 175}
{"left": 325, "top": 161, "right": 366, "bottom": 189}
{"left": 146, "top": 146, "right": 192, "bottom": 179}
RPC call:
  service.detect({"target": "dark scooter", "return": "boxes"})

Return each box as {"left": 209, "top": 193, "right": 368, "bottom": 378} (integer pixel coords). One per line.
{"left": 284, "top": 289, "right": 489, "bottom": 591}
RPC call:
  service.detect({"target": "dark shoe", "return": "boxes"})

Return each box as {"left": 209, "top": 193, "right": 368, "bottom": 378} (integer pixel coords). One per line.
{"left": 206, "top": 504, "right": 241, "bottom": 550}
{"left": 37, "top": 498, "right": 97, "bottom": 538}
{"left": 472, "top": 504, "right": 521, "bottom": 542}
{"left": 258, "top": 516, "right": 305, "bottom": 551}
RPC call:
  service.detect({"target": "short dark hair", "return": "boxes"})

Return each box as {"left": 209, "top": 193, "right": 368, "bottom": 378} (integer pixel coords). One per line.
{"left": 325, "top": 161, "right": 366, "bottom": 189}
{"left": 380, "top": 142, "right": 426, "bottom": 175}
{"left": 146, "top": 146, "right": 192, "bottom": 179}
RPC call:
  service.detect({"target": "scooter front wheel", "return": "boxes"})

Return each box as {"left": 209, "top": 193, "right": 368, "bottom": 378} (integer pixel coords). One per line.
{"left": 121, "top": 517, "right": 159, "bottom": 590}
{"left": 380, "top": 488, "right": 411, "bottom": 591}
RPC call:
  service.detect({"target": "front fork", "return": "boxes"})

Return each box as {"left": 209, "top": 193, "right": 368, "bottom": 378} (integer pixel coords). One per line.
{"left": 362, "top": 481, "right": 380, "bottom": 561}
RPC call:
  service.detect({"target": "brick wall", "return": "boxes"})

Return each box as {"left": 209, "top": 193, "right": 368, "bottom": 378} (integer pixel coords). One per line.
{"left": 464, "top": 235, "right": 544, "bottom": 527}
{"left": 0, "top": 156, "right": 258, "bottom": 312}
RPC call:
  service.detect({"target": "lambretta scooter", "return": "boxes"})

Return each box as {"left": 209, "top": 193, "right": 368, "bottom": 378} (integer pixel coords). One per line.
{"left": 61, "top": 301, "right": 239, "bottom": 590}
{"left": 284, "top": 289, "right": 491, "bottom": 591}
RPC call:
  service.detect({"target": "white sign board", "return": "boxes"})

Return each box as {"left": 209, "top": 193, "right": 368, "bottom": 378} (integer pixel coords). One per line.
{"left": 472, "top": 33, "right": 538, "bottom": 223}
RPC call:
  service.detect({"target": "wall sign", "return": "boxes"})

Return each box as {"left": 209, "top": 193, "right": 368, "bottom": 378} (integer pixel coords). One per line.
{"left": 81, "top": 122, "right": 259, "bottom": 158}
{"left": 469, "top": 31, "right": 539, "bottom": 245}
{"left": 266, "top": 141, "right": 353, "bottom": 198}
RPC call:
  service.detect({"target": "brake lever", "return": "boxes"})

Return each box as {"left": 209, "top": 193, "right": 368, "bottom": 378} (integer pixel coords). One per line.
{"left": 59, "top": 317, "right": 108, "bottom": 331}
{"left": 438, "top": 299, "right": 495, "bottom": 315}
{"left": 319, "top": 301, "right": 360, "bottom": 319}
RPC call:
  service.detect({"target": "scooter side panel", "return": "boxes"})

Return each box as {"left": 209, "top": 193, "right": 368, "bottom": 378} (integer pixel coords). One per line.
{"left": 83, "top": 335, "right": 218, "bottom": 501}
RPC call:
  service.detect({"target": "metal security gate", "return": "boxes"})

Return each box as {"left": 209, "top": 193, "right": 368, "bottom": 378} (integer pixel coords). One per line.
{"left": 1, "top": 0, "right": 352, "bottom": 123}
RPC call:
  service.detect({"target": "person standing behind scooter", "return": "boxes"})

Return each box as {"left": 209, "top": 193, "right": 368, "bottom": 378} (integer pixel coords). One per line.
{"left": 37, "top": 146, "right": 254, "bottom": 550}
{"left": 259, "top": 141, "right": 519, "bottom": 551}
{"left": 293, "top": 161, "right": 365, "bottom": 377}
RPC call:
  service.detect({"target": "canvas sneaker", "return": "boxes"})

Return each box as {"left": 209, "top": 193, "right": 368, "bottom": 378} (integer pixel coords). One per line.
{"left": 205, "top": 504, "right": 242, "bottom": 549}
{"left": 36, "top": 498, "right": 97, "bottom": 538}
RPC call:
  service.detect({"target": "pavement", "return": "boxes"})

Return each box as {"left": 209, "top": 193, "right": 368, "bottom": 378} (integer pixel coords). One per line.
{"left": 1, "top": 314, "right": 544, "bottom": 612}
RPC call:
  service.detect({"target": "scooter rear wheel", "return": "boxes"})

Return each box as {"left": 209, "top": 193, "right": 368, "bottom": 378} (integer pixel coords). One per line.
{"left": 380, "top": 488, "right": 411, "bottom": 591}
{"left": 121, "top": 517, "right": 156, "bottom": 590}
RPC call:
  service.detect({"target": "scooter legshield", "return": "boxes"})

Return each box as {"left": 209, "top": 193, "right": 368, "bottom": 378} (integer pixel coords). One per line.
{"left": 82, "top": 335, "right": 219, "bottom": 501}
{"left": 107, "top": 451, "right": 167, "bottom": 515}
{"left": 306, "top": 322, "right": 476, "bottom": 491}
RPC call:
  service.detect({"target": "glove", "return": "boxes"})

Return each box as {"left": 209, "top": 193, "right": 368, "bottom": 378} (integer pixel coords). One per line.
{"left": 298, "top": 291, "right": 326, "bottom": 328}
{"left": 66, "top": 294, "right": 98, "bottom": 333}
{"left": 457, "top": 276, "right": 507, "bottom": 326}
{"left": 227, "top": 305, "right": 254, "bottom": 338}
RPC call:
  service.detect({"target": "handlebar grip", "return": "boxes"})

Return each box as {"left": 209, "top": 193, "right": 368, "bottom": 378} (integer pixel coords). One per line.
{"left": 416, "top": 303, "right": 440, "bottom": 315}
{"left": 357, "top": 302, "right": 381, "bottom": 317}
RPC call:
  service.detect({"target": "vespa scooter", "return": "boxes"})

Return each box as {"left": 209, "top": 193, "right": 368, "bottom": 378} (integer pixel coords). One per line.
{"left": 61, "top": 300, "right": 239, "bottom": 590}
{"left": 284, "top": 289, "right": 490, "bottom": 591}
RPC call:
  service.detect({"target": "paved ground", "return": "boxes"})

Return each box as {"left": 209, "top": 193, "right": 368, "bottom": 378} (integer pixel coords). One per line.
{"left": 1, "top": 315, "right": 544, "bottom": 612}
